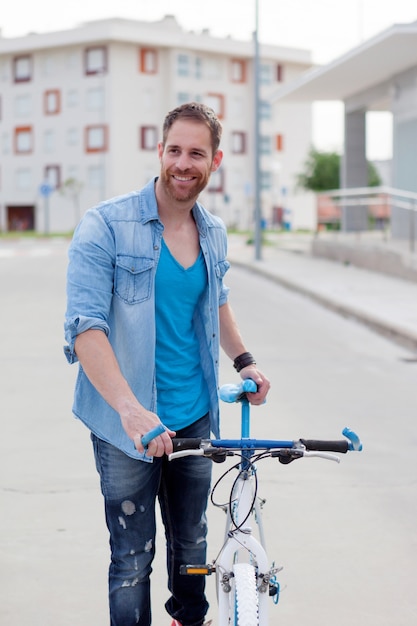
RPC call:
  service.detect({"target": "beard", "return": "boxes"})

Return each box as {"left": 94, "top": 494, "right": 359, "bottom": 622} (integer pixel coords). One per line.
{"left": 159, "top": 166, "right": 211, "bottom": 203}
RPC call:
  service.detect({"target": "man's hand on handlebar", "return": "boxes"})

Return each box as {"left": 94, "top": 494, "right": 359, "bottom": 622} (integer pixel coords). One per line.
{"left": 120, "top": 404, "right": 175, "bottom": 457}
{"left": 135, "top": 427, "right": 176, "bottom": 457}
{"left": 239, "top": 365, "right": 270, "bottom": 405}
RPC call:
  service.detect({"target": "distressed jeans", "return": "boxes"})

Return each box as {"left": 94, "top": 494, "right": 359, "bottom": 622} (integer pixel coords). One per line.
{"left": 91, "top": 415, "right": 212, "bottom": 626}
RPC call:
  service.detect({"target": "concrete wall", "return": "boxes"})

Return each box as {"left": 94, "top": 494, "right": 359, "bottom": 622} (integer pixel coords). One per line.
{"left": 312, "top": 237, "right": 417, "bottom": 283}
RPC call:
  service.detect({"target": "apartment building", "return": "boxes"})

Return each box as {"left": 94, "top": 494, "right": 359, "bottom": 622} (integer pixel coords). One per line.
{"left": 0, "top": 15, "right": 314, "bottom": 233}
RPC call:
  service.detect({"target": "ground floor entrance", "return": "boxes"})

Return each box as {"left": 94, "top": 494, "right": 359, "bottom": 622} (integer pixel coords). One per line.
{"left": 7, "top": 205, "right": 35, "bottom": 231}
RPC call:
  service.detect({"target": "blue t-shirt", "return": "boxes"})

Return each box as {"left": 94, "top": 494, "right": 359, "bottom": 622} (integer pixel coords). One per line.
{"left": 155, "top": 239, "right": 210, "bottom": 430}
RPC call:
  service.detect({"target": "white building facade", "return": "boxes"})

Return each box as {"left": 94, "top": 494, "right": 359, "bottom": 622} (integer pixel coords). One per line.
{"left": 0, "top": 16, "right": 314, "bottom": 233}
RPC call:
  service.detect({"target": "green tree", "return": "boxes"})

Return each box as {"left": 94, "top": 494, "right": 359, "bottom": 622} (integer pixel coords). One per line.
{"left": 367, "top": 161, "right": 382, "bottom": 187}
{"left": 60, "top": 177, "right": 84, "bottom": 227}
{"left": 296, "top": 147, "right": 381, "bottom": 192}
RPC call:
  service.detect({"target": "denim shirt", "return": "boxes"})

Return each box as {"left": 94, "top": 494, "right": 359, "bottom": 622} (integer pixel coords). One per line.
{"left": 64, "top": 178, "right": 230, "bottom": 460}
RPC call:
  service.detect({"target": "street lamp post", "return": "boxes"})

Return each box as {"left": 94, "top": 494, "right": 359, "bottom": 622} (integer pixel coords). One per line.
{"left": 254, "top": 0, "right": 262, "bottom": 260}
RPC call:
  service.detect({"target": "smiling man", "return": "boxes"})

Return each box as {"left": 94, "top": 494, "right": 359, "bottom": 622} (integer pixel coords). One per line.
{"left": 64, "top": 102, "right": 270, "bottom": 626}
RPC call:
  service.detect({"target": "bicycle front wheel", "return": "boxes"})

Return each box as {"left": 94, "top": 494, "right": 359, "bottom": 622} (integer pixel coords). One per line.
{"left": 234, "top": 563, "right": 259, "bottom": 626}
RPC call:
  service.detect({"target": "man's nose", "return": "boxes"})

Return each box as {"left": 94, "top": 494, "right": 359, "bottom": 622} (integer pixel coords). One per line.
{"left": 175, "top": 152, "right": 192, "bottom": 171}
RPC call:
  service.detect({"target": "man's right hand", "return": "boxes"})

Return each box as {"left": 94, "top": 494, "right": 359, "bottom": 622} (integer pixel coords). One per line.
{"left": 120, "top": 404, "right": 176, "bottom": 457}
{"left": 74, "top": 330, "right": 175, "bottom": 457}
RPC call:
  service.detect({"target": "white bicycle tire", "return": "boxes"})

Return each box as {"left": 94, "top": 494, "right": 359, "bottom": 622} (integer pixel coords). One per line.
{"left": 233, "top": 562, "right": 259, "bottom": 626}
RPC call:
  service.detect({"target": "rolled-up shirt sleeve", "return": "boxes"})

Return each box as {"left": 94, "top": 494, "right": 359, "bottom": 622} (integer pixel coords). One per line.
{"left": 64, "top": 209, "right": 115, "bottom": 364}
{"left": 64, "top": 315, "right": 110, "bottom": 364}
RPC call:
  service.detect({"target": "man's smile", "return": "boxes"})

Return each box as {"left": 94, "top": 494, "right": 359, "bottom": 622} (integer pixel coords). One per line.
{"left": 172, "top": 175, "right": 195, "bottom": 181}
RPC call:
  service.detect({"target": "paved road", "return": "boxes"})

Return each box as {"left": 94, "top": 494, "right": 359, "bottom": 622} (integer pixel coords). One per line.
{"left": 1, "top": 238, "right": 417, "bottom": 625}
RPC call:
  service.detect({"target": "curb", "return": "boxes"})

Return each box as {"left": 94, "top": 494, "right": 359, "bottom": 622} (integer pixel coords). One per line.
{"left": 229, "top": 257, "right": 417, "bottom": 354}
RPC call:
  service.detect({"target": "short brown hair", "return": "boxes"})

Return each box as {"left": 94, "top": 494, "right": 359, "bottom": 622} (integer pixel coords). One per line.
{"left": 162, "top": 102, "right": 223, "bottom": 155}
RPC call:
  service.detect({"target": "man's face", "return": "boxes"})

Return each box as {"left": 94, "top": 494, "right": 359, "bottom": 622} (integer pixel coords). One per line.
{"left": 158, "top": 119, "right": 222, "bottom": 203}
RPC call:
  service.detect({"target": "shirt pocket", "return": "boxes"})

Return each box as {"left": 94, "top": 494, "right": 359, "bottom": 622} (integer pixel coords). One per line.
{"left": 114, "top": 255, "right": 155, "bottom": 304}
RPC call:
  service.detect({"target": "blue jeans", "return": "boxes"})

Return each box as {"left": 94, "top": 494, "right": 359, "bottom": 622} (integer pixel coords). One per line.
{"left": 91, "top": 415, "right": 212, "bottom": 626}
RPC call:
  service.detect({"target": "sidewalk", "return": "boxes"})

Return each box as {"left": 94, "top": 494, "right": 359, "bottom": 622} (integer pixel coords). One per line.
{"left": 227, "top": 233, "right": 417, "bottom": 354}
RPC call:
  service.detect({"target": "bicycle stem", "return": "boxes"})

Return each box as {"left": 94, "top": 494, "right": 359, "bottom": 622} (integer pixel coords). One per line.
{"left": 240, "top": 397, "right": 252, "bottom": 470}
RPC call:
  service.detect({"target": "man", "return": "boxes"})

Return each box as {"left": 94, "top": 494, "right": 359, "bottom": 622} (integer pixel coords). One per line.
{"left": 64, "top": 102, "right": 270, "bottom": 626}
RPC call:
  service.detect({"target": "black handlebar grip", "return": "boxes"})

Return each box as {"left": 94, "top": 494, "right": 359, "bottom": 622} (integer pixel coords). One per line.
{"left": 300, "top": 439, "right": 349, "bottom": 453}
{"left": 171, "top": 438, "right": 202, "bottom": 452}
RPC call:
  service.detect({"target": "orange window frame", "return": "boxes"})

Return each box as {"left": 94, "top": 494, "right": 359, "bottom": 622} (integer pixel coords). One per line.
{"left": 207, "top": 93, "right": 225, "bottom": 119}
{"left": 140, "top": 48, "right": 158, "bottom": 74}
{"left": 44, "top": 89, "right": 61, "bottom": 115}
{"left": 85, "top": 125, "right": 108, "bottom": 153}
{"left": 230, "top": 59, "right": 246, "bottom": 83}
{"left": 14, "top": 126, "right": 33, "bottom": 154}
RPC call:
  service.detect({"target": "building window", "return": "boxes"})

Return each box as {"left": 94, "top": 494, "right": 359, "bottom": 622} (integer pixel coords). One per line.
{"left": 260, "top": 64, "right": 272, "bottom": 85}
{"left": 67, "top": 89, "right": 79, "bottom": 107}
{"left": 140, "top": 48, "right": 158, "bottom": 74}
{"left": 177, "top": 92, "right": 191, "bottom": 105}
{"left": 13, "top": 55, "right": 32, "bottom": 83}
{"left": 140, "top": 126, "right": 158, "bottom": 151}
{"left": 43, "top": 129, "right": 55, "bottom": 153}
{"left": 260, "top": 101, "right": 271, "bottom": 120}
{"left": 87, "top": 164, "right": 104, "bottom": 189}
{"left": 15, "top": 168, "right": 32, "bottom": 191}
{"left": 2, "top": 132, "right": 11, "bottom": 154}
{"left": 44, "top": 90, "right": 61, "bottom": 115}
{"left": 260, "top": 170, "right": 272, "bottom": 190}
{"left": 208, "top": 168, "right": 224, "bottom": 193}
{"left": 67, "top": 128, "right": 79, "bottom": 146}
{"left": 14, "top": 126, "right": 33, "bottom": 154}
{"left": 230, "top": 59, "right": 246, "bottom": 83}
{"left": 86, "top": 87, "right": 104, "bottom": 111}
{"left": 42, "top": 56, "right": 56, "bottom": 76}
{"left": 205, "top": 58, "right": 221, "bottom": 80}
{"left": 177, "top": 54, "right": 189, "bottom": 77}
{"left": 276, "top": 64, "right": 284, "bottom": 82}
{"left": 260, "top": 136, "right": 272, "bottom": 155}
{"left": 205, "top": 93, "right": 225, "bottom": 119}
{"left": 66, "top": 52, "right": 78, "bottom": 70}
{"left": 231, "top": 131, "right": 246, "bottom": 154}
{"left": 85, "top": 125, "right": 108, "bottom": 153}
{"left": 276, "top": 134, "right": 284, "bottom": 151}
{"left": 195, "top": 57, "right": 202, "bottom": 79}
{"left": 85, "top": 46, "right": 107, "bottom": 76}
{"left": 67, "top": 166, "right": 80, "bottom": 181}
{"left": 44, "top": 165, "right": 61, "bottom": 189}
{"left": 15, "top": 94, "right": 32, "bottom": 117}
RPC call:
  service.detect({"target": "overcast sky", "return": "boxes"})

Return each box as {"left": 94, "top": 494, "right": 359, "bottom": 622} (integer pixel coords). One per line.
{"left": 3, "top": 0, "right": 417, "bottom": 158}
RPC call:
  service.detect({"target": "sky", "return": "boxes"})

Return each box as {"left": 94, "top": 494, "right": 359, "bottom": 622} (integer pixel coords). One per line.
{"left": 2, "top": 0, "right": 417, "bottom": 159}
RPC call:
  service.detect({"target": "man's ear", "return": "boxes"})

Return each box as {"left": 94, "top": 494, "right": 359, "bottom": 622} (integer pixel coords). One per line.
{"left": 211, "top": 150, "right": 223, "bottom": 172}
{"left": 157, "top": 142, "right": 164, "bottom": 160}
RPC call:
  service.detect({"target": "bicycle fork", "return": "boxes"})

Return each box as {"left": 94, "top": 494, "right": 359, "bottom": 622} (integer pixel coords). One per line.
{"left": 216, "top": 472, "right": 281, "bottom": 625}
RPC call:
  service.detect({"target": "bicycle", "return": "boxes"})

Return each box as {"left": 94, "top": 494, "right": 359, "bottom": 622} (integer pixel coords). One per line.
{"left": 154, "top": 379, "right": 363, "bottom": 626}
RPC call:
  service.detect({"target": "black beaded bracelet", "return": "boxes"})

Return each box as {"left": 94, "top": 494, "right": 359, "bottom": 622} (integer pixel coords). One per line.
{"left": 233, "top": 352, "right": 256, "bottom": 372}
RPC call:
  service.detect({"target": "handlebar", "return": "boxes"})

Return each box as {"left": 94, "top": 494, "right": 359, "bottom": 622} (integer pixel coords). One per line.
{"left": 168, "top": 428, "right": 362, "bottom": 463}
{"left": 140, "top": 380, "right": 363, "bottom": 462}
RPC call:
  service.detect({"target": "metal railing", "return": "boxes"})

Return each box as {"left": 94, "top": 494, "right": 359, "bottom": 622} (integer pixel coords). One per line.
{"left": 316, "top": 186, "right": 417, "bottom": 253}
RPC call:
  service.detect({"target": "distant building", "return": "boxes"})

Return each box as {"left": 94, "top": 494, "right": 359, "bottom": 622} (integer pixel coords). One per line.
{"left": 273, "top": 20, "right": 417, "bottom": 234}
{"left": 0, "top": 16, "right": 314, "bottom": 233}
